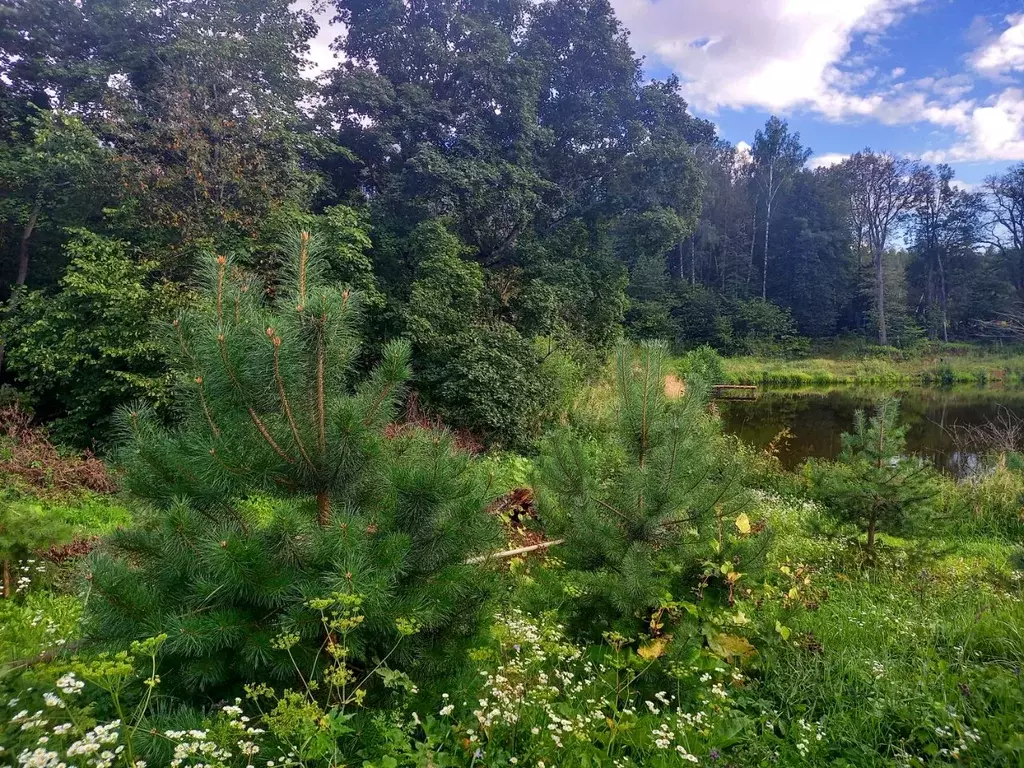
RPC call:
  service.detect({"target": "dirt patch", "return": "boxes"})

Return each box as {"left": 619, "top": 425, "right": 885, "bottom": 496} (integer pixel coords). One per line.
{"left": 664, "top": 373, "right": 686, "bottom": 400}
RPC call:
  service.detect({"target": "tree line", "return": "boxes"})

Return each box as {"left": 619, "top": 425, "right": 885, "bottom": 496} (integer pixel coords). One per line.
{"left": 2, "top": 0, "right": 1024, "bottom": 447}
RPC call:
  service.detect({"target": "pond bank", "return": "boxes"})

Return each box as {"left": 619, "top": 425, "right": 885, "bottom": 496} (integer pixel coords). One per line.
{"left": 722, "top": 351, "right": 1024, "bottom": 387}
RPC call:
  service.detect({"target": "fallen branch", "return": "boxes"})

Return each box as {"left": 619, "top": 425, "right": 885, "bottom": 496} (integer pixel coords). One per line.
{"left": 465, "top": 538, "right": 565, "bottom": 565}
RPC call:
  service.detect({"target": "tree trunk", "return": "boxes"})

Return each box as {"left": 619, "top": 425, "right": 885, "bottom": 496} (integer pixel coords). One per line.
{"left": 866, "top": 515, "right": 877, "bottom": 553}
{"left": 746, "top": 206, "right": 757, "bottom": 288}
{"left": 874, "top": 245, "right": 888, "bottom": 346}
{"left": 16, "top": 202, "right": 40, "bottom": 289}
{"left": 936, "top": 250, "right": 949, "bottom": 343}
{"left": 691, "top": 235, "right": 696, "bottom": 285}
{"left": 2, "top": 559, "right": 11, "bottom": 599}
{"left": 762, "top": 200, "right": 771, "bottom": 300}
{"left": 0, "top": 201, "right": 41, "bottom": 374}
{"left": 316, "top": 491, "right": 331, "bottom": 527}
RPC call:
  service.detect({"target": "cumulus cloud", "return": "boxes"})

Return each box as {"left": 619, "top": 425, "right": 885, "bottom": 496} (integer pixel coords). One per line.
{"left": 614, "top": 1, "right": 1024, "bottom": 163}
{"left": 611, "top": 0, "right": 925, "bottom": 114}
{"left": 922, "top": 88, "right": 1024, "bottom": 163}
{"left": 972, "top": 14, "right": 1024, "bottom": 76}
{"left": 807, "top": 153, "right": 850, "bottom": 170}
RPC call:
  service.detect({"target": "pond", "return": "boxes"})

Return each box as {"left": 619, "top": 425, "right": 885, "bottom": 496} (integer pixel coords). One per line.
{"left": 718, "top": 386, "right": 1024, "bottom": 474}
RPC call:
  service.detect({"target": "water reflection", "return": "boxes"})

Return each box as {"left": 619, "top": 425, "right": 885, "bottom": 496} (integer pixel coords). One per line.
{"left": 717, "top": 387, "right": 1024, "bottom": 475}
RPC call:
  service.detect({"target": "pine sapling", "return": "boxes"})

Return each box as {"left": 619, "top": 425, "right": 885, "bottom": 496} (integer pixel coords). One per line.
{"left": 87, "top": 229, "right": 499, "bottom": 696}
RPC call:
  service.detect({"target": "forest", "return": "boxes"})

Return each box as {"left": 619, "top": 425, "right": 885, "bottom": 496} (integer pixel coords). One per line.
{"left": 1, "top": 0, "right": 1024, "bottom": 766}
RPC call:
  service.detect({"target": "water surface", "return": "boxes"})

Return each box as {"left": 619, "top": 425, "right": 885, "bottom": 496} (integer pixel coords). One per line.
{"left": 718, "top": 386, "right": 1024, "bottom": 474}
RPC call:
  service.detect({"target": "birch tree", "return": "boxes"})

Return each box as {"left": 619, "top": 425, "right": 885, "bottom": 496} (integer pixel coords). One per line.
{"left": 751, "top": 117, "right": 810, "bottom": 299}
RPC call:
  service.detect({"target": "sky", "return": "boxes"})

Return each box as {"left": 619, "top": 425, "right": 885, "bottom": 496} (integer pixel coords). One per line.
{"left": 302, "top": 0, "right": 1024, "bottom": 186}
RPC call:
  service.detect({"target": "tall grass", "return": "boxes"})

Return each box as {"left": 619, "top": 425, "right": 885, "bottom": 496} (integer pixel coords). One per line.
{"left": 720, "top": 350, "right": 1024, "bottom": 387}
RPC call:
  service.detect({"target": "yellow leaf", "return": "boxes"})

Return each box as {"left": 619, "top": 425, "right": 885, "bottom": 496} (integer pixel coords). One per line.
{"left": 788, "top": 587, "right": 799, "bottom": 600}
{"left": 638, "top": 636, "right": 670, "bottom": 661}
{"left": 775, "top": 621, "right": 792, "bottom": 641}
{"left": 707, "top": 632, "right": 756, "bottom": 661}
{"left": 735, "top": 513, "right": 751, "bottom": 535}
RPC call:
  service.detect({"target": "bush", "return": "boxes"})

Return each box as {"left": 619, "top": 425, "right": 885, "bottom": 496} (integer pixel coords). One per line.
{"left": 406, "top": 220, "right": 557, "bottom": 448}
{"left": 678, "top": 344, "right": 725, "bottom": 384}
{"left": 3, "top": 230, "right": 182, "bottom": 445}
{"left": 86, "top": 229, "right": 500, "bottom": 697}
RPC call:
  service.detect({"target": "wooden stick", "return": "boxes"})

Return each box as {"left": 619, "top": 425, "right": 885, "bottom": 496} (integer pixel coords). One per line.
{"left": 465, "top": 539, "right": 565, "bottom": 565}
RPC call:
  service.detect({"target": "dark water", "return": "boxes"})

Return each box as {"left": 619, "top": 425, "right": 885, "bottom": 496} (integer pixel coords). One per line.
{"left": 718, "top": 387, "right": 1024, "bottom": 474}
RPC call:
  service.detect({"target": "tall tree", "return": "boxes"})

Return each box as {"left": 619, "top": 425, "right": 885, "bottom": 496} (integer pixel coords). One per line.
{"left": 912, "top": 165, "right": 983, "bottom": 341}
{"left": 1, "top": 0, "right": 322, "bottom": 267}
{"left": 769, "top": 168, "right": 855, "bottom": 337}
{"left": 0, "top": 110, "right": 114, "bottom": 372}
{"left": 842, "top": 151, "right": 926, "bottom": 345}
{"left": 750, "top": 117, "right": 810, "bottom": 299}
{"left": 982, "top": 164, "right": 1024, "bottom": 304}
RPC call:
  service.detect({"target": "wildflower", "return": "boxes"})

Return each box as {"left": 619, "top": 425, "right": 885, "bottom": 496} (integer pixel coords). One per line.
{"left": 439, "top": 704, "right": 454, "bottom": 716}
{"left": 15, "top": 747, "right": 61, "bottom": 768}
{"left": 42, "top": 693, "right": 64, "bottom": 709}
{"left": 55, "top": 673, "right": 85, "bottom": 695}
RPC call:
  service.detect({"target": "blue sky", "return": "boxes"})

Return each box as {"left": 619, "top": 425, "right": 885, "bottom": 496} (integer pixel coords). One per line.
{"left": 614, "top": 0, "right": 1024, "bottom": 185}
{"left": 303, "top": 0, "right": 1024, "bottom": 186}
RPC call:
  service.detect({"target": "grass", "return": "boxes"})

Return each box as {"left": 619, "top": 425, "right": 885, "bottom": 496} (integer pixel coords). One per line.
{"left": 719, "top": 345, "right": 1024, "bottom": 387}
{"left": 2, "top": 381, "right": 1024, "bottom": 766}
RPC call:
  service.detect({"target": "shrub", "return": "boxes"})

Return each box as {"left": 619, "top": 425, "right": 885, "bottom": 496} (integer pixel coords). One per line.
{"left": 3, "top": 230, "right": 182, "bottom": 446}
{"left": 678, "top": 344, "right": 725, "bottom": 384}
{"left": 405, "top": 221, "right": 553, "bottom": 448}
{"left": 86, "top": 229, "right": 500, "bottom": 697}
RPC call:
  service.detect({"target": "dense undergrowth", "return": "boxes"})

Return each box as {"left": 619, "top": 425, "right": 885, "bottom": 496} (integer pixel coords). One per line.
{"left": 2, "top": 412, "right": 1023, "bottom": 766}
{"left": 1, "top": 253, "right": 1023, "bottom": 766}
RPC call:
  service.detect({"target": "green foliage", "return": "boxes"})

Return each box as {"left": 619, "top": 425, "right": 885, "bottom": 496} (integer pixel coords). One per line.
{"left": 3, "top": 230, "right": 181, "bottom": 444}
{"left": 951, "top": 460, "right": 1024, "bottom": 538}
{"left": 805, "top": 398, "right": 941, "bottom": 552}
{"left": 666, "top": 285, "right": 808, "bottom": 358}
{"left": 405, "top": 221, "right": 554, "bottom": 447}
{"left": 86, "top": 229, "right": 500, "bottom": 696}
{"left": 678, "top": 345, "right": 725, "bottom": 384}
{"left": 0, "top": 108, "right": 115, "bottom": 289}
{"left": 730, "top": 298, "right": 808, "bottom": 357}
{"left": 535, "top": 341, "right": 752, "bottom": 636}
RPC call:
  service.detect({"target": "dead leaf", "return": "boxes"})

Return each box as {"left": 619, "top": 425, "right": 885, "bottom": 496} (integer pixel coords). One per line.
{"left": 707, "top": 632, "right": 756, "bottom": 661}
{"left": 638, "top": 636, "right": 671, "bottom": 660}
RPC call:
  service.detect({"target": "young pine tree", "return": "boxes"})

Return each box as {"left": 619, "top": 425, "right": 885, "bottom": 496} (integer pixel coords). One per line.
{"left": 807, "top": 398, "right": 937, "bottom": 554}
{"left": 86, "top": 230, "right": 499, "bottom": 696}
{"left": 535, "top": 341, "right": 752, "bottom": 638}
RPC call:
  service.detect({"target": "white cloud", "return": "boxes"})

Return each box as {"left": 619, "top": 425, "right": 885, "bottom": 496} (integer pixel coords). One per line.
{"left": 922, "top": 88, "right": 1024, "bottom": 163}
{"left": 807, "top": 153, "right": 849, "bottom": 170}
{"left": 615, "top": 1, "right": 1024, "bottom": 164}
{"left": 950, "top": 179, "right": 979, "bottom": 192}
{"left": 972, "top": 13, "right": 1024, "bottom": 76}
{"left": 612, "top": 0, "right": 924, "bottom": 114}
